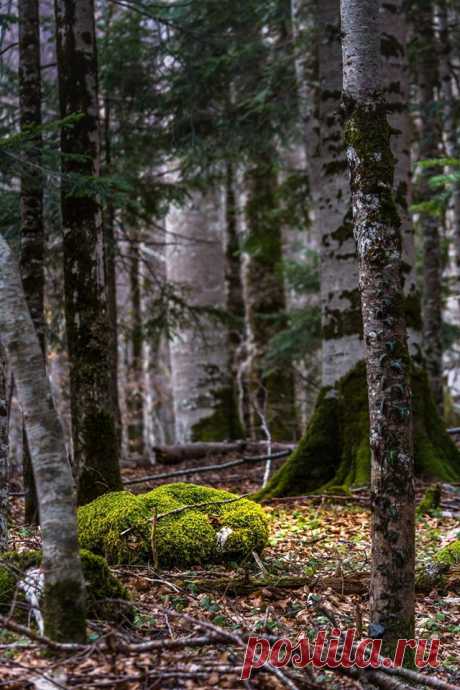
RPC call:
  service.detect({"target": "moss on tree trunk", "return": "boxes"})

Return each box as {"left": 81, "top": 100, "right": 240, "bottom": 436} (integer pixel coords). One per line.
{"left": 257, "top": 361, "right": 460, "bottom": 500}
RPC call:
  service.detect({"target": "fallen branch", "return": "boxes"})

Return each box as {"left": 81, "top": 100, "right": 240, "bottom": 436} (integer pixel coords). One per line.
{"left": 157, "top": 494, "right": 248, "bottom": 520}
{"left": 123, "top": 450, "right": 291, "bottom": 486}
{"left": 153, "top": 441, "right": 294, "bottom": 465}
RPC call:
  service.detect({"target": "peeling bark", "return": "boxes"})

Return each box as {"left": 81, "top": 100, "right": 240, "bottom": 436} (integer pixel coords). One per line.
{"left": 54, "top": 0, "right": 122, "bottom": 504}
{"left": 341, "top": 0, "right": 415, "bottom": 647}
{"left": 0, "top": 235, "right": 86, "bottom": 642}
{"left": 18, "top": 0, "right": 45, "bottom": 526}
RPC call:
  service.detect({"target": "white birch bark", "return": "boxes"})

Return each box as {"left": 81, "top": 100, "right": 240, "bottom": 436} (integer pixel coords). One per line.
{"left": 166, "top": 187, "right": 235, "bottom": 442}
{"left": 0, "top": 235, "right": 86, "bottom": 642}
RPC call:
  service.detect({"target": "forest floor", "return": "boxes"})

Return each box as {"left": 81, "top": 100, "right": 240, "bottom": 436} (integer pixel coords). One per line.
{"left": 1, "top": 452, "right": 460, "bottom": 690}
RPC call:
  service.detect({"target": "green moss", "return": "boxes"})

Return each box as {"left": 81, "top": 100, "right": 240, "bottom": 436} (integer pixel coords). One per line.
{"left": 191, "top": 385, "right": 244, "bottom": 442}
{"left": 257, "top": 361, "right": 460, "bottom": 499}
{"left": 43, "top": 578, "right": 87, "bottom": 643}
{"left": 435, "top": 540, "right": 460, "bottom": 567}
{"left": 416, "top": 484, "right": 441, "bottom": 516}
{"left": 0, "top": 549, "right": 130, "bottom": 629}
{"left": 78, "top": 483, "right": 269, "bottom": 568}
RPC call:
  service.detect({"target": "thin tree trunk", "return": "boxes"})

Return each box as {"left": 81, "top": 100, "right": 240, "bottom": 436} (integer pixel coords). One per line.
{"left": 127, "top": 230, "right": 145, "bottom": 460}
{"left": 415, "top": 0, "right": 444, "bottom": 414}
{"left": 54, "top": 0, "right": 122, "bottom": 504}
{"left": 0, "top": 345, "right": 8, "bottom": 552}
{"left": 18, "top": 0, "right": 44, "bottom": 526}
{"left": 0, "top": 235, "right": 86, "bottom": 642}
{"left": 341, "top": 0, "right": 415, "bottom": 647}
{"left": 224, "top": 162, "right": 248, "bottom": 434}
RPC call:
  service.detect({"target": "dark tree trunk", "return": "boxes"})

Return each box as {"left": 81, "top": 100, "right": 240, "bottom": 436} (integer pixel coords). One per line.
{"left": 54, "top": 0, "right": 122, "bottom": 504}
{"left": 127, "top": 231, "right": 145, "bottom": 460}
{"left": 18, "top": 0, "right": 45, "bottom": 526}
{"left": 415, "top": 0, "right": 444, "bottom": 414}
{"left": 341, "top": 0, "right": 415, "bottom": 648}
{"left": 0, "top": 345, "right": 8, "bottom": 552}
{"left": 243, "top": 154, "right": 297, "bottom": 441}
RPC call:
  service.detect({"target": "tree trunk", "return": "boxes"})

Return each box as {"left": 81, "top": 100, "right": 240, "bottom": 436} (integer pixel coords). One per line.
{"left": 437, "top": 0, "right": 460, "bottom": 411}
{"left": 18, "top": 0, "right": 44, "bottom": 526}
{"left": 258, "top": 0, "right": 460, "bottom": 500}
{"left": 224, "top": 162, "right": 249, "bottom": 435}
{"left": 0, "top": 235, "right": 86, "bottom": 643}
{"left": 242, "top": 156, "right": 297, "bottom": 440}
{"left": 126, "top": 230, "right": 145, "bottom": 460}
{"left": 54, "top": 0, "right": 122, "bottom": 504}
{"left": 415, "top": 0, "right": 444, "bottom": 414}
{"left": 167, "top": 186, "right": 242, "bottom": 442}
{"left": 0, "top": 345, "right": 8, "bottom": 553}
{"left": 341, "top": 0, "right": 415, "bottom": 647}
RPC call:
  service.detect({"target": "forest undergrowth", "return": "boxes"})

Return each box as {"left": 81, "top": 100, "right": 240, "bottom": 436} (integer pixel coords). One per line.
{"left": 1, "top": 453, "right": 460, "bottom": 690}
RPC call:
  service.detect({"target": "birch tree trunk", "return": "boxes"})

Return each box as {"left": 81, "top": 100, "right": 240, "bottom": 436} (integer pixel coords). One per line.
{"left": 341, "top": 0, "right": 415, "bottom": 646}
{"left": 0, "top": 235, "right": 86, "bottom": 643}
{"left": 54, "top": 0, "right": 122, "bottom": 504}
{"left": 0, "top": 345, "right": 8, "bottom": 553}
{"left": 18, "top": 0, "right": 44, "bottom": 525}
{"left": 258, "top": 0, "right": 460, "bottom": 501}
{"left": 415, "top": 0, "right": 444, "bottom": 414}
{"left": 167, "top": 187, "right": 241, "bottom": 443}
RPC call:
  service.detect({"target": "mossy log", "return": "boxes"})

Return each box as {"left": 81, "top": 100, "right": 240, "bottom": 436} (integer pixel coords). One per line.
{"left": 258, "top": 362, "right": 460, "bottom": 499}
{"left": 0, "top": 549, "right": 132, "bottom": 624}
{"left": 78, "top": 483, "right": 269, "bottom": 568}
{"left": 417, "top": 484, "right": 442, "bottom": 515}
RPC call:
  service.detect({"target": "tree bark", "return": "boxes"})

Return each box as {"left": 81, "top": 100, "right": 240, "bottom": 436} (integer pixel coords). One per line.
{"left": 0, "top": 345, "right": 8, "bottom": 553}
{"left": 126, "top": 230, "right": 145, "bottom": 460}
{"left": 0, "top": 235, "right": 86, "bottom": 643}
{"left": 54, "top": 0, "right": 122, "bottom": 504}
{"left": 242, "top": 155, "right": 297, "bottom": 440}
{"left": 341, "top": 0, "right": 415, "bottom": 647}
{"left": 18, "top": 0, "right": 45, "bottom": 526}
{"left": 167, "top": 186, "right": 241, "bottom": 442}
{"left": 414, "top": 0, "right": 444, "bottom": 414}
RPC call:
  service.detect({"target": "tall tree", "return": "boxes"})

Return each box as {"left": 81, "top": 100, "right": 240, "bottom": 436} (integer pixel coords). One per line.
{"left": 18, "top": 0, "right": 45, "bottom": 525}
{"left": 0, "top": 345, "right": 8, "bottom": 553}
{"left": 414, "top": 0, "right": 444, "bottom": 413}
{"left": 0, "top": 235, "right": 86, "bottom": 643}
{"left": 259, "top": 0, "right": 460, "bottom": 500}
{"left": 341, "top": 0, "right": 415, "bottom": 646}
{"left": 167, "top": 186, "right": 242, "bottom": 442}
{"left": 54, "top": 0, "right": 122, "bottom": 504}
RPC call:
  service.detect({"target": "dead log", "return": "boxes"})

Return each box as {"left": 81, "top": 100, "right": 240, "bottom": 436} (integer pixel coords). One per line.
{"left": 153, "top": 441, "right": 295, "bottom": 465}
{"left": 171, "top": 564, "right": 458, "bottom": 597}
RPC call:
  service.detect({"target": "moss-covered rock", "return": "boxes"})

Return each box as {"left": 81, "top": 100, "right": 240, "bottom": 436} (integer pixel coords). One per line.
{"left": 435, "top": 540, "right": 460, "bottom": 567}
{"left": 257, "top": 361, "right": 460, "bottom": 499}
{"left": 78, "top": 483, "right": 269, "bottom": 567}
{"left": 0, "top": 549, "right": 131, "bottom": 623}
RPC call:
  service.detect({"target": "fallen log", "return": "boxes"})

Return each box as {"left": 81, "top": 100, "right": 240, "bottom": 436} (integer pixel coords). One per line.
{"left": 123, "top": 450, "right": 291, "bottom": 486}
{"left": 153, "top": 441, "right": 295, "bottom": 465}
{"left": 172, "top": 563, "right": 458, "bottom": 597}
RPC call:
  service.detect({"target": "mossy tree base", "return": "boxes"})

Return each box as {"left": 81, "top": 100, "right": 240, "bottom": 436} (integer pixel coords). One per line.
{"left": 257, "top": 361, "right": 460, "bottom": 500}
{"left": 0, "top": 549, "right": 132, "bottom": 631}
